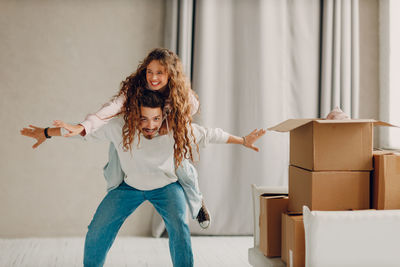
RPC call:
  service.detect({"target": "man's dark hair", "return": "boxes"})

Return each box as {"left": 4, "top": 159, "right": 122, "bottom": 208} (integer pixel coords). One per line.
{"left": 138, "top": 89, "right": 165, "bottom": 109}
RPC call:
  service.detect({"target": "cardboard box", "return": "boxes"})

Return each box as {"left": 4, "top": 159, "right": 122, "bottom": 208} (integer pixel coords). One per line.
{"left": 372, "top": 151, "right": 400, "bottom": 209}
{"left": 268, "top": 119, "right": 393, "bottom": 171}
{"left": 281, "top": 213, "right": 305, "bottom": 267}
{"left": 288, "top": 165, "right": 370, "bottom": 212}
{"left": 281, "top": 213, "right": 287, "bottom": 263}
{"left": 259, "top": 194, "right": 288, "bottom": 257}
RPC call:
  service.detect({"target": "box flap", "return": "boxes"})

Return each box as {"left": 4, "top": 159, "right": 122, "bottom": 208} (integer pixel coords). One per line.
{"left": 373, "top": 149, "right": 400, "bottom": 156}
{"left": 260, "top": 193, "right": 289, "bottom": 199}
{"left": 268, "top": 119, "right": 398, "bottom": 132}
{"left": 317, "top": 119, "right": 397, "bottom": 127}
{"left": 268, "top": 119, "right": 314, "bottom": 132}
{"left": 373, "top": 121, "right": 398, "bottom": 127}
{"left": 315, "top": 119, "right": 375, "bottom": 124}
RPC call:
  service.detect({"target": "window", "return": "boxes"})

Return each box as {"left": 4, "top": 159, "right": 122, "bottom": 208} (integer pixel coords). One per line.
{"left": 379, "top": 0, "right": 400, "bottom": 149}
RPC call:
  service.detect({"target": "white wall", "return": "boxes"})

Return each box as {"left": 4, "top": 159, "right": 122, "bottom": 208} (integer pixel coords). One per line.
{"left": 0, "top": 0, "right": 165, "bottom": 237}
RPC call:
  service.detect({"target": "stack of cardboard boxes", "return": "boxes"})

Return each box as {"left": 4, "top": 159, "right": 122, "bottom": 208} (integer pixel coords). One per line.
{"left": 258, "top": 119, "right": 399, "bottom": 267}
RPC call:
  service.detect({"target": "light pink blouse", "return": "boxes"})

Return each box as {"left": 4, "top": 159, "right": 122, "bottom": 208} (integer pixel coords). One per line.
{"left": 80, "top": 90, "right": 199, "bottom": 135}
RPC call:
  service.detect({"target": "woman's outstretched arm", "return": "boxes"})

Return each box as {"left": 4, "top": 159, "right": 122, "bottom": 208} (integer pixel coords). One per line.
{"left": 54, "top": 89, "right": 198, "bottom": 137}
{"left": 54, "top": 95, "right": 125, "bottom": 137}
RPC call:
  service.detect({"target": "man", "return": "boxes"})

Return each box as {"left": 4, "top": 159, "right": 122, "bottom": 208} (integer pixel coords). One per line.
{"left": 20, "top": 90, "right": 265, "bottom": 267}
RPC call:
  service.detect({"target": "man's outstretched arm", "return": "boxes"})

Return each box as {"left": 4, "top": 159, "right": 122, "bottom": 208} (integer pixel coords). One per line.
{"left": 192, "top": 124, "right": 266, "bottom": 152}
{"left": 20, "top": 126, "right": 61, "bottom": 149}
{"left": 21, "top": 120, "right": 111, "bottom": 149}
{"left": 227, "top": 128, "right": 266, "bottom": 152}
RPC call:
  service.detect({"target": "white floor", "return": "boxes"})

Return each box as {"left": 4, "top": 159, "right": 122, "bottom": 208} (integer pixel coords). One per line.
{"left": 0, "top": 236, "right": 253, "bottom": 267}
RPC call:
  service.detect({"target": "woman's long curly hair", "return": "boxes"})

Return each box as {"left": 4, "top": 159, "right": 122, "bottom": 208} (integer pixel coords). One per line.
{"left": 116, "top": 48, "right": 198, "bottom": 168}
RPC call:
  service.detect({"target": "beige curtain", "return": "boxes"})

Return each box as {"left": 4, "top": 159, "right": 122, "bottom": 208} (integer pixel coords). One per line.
{"left": 320, "top": 0, "right": 360, "bottom": 118}
{"left": 190, "top": 0, "right": 320, "bottom": 235}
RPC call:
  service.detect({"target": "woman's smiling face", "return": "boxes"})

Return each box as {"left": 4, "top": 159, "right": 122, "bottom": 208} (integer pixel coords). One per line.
{"left": 146, "top": 60, "right": 169, "bottom": 91}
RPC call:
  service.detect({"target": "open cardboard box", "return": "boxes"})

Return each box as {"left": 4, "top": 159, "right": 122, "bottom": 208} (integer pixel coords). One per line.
{"left": 268, "top": 119, "right": 395, "bottom": 171}
{"left": 259, "top": 194, "right": 288, "bottom": 257}
{"left": 372, "top": 150, "right": 400, "bottom": 209}
{"left": 281, "top": 212, "right": 304, "bottom": 267}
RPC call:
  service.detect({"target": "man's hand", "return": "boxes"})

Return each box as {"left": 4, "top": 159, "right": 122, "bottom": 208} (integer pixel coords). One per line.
{"left": 243, "top": 129, "right": 266, "bottom": 152}
{"left": 53, "top": 120, "right": 85, "bottom": 137}
{"left": 20, "top": 125, "right": 46, "bottom": 149}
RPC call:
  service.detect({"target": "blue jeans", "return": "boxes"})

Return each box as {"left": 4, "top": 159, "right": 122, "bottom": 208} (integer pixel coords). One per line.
{"left": 104, "top": 143, "right": 202, "bottom": 219}
{"left": 83, "top": 181, "right": 193, "bottom": 267}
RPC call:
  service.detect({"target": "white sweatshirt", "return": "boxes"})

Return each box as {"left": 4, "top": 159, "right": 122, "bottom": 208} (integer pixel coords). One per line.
{"left": 74, "top": 117, "right": 229, "bottom": 190}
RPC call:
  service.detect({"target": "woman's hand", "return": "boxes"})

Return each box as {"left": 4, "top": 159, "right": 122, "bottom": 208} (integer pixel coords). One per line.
{"left": 53, "top": 120, "right": 85, "bottom": 137}
{"left": 243, "top": 129, "right": 266, "bottom": 152}
{"left": 20, "top": 125, "right": 46, "bottom": 149}
{"left": 158, "top": 120, "right": 169, "bottom": 135}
